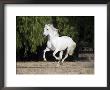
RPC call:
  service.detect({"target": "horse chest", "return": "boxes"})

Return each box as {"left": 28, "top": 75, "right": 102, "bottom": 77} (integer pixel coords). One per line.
{"left": 47, "top": 41, "right": 55, "bottom": 50}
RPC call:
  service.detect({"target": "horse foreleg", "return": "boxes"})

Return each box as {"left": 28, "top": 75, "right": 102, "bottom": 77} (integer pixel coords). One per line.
{"left": 59, "top": 51, "right": 63, "bottom": 60}
{"left": 43, "top": 47, "right": 50, "bottom": 61}
{"left": 53, "top": 50, "right": 63, "bottom": 67}
{"left": 58, "top": 51, "right": 63, "bottom": 63}
{"left": 53, "top": 50, "right": 59, "bottom": 60}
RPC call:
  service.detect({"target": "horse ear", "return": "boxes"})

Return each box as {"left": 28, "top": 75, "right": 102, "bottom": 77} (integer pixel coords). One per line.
{"left": 45, "top": 24, "right": 48, "bottom": 27}
{"left": 51, "top": 24, "right": 53, "bottom": 26}
{"left": 49, "top": 24, "right": 53, "bottom": 27}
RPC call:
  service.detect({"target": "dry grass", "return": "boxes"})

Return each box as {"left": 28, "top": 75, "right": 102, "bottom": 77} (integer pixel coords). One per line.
{"left": 16, "top": 59, "right": 94, "bottom": 74}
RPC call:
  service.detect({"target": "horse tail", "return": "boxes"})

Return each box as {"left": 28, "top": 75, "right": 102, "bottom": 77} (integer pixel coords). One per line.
{"left": 68, "top": 42, "right": 76, "bottom": 55}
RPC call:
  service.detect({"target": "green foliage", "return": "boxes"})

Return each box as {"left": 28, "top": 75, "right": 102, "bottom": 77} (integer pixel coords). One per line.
{"left": 16, "top": 16, "right": 52, "bottom": 56}
{"left": 56, "top": 17, "right": 78, "bottom": 41}
{"left": 16, "top": 16, "right": 94, "bottom": 57}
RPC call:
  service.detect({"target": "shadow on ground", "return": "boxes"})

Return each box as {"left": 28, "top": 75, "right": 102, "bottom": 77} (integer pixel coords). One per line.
{"left": 16, "top": 50, "right": 94, "bottom": 62}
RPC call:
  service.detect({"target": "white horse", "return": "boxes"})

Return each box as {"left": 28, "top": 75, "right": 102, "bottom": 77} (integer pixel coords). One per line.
{"left": 43, "top": 24, "right": 76, "bottom": 66}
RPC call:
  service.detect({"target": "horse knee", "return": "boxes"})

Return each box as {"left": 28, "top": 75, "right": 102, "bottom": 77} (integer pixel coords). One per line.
{"left": 53, "top": 50, "right": 60, "bottom": 60}
{"left": 53, "top": 53, "right": 55, "bottom": 57}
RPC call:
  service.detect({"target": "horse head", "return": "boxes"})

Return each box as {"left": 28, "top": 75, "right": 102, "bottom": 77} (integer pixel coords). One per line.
{"left": 43, "top": 24, "right": 59, "bottom": 37}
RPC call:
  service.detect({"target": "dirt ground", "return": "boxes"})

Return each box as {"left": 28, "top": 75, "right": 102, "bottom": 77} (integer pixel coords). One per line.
{"left": 16, "top": 55, "right": 94, "bottom": 74}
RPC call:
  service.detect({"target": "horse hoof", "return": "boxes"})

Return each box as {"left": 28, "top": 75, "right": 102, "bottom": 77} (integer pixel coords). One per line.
{"left": 56, "top": 64, "right": 60, "bottom": 67}
{"left": 44, "top": 59, "right": 47, "bottom": 62}
{"left": 60, "top": 62, "right": 63, "bottom": 65}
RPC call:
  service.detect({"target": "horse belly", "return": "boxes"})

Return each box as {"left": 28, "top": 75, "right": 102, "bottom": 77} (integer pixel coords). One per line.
{"left": 58, "top": 37, "right": 75, "bottom": 50}
{"left": 59, "top": 45, "right": 67, "bottom": 51}
{"left": 52, "top": 39, "right": 68, "bottom": 51}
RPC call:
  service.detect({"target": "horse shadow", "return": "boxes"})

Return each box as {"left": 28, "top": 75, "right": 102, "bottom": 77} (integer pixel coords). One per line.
{"left": 16, "top": 46, "right": 94, "bottom": 62}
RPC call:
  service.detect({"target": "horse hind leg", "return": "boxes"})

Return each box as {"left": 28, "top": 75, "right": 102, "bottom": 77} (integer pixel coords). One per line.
{"left": 61, "top": 49, "right": 69, "bottom": 64}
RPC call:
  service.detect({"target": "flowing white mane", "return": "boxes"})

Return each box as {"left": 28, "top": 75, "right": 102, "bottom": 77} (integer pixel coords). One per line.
{"left": 44, "top": 24, "right": 59, "bottom": 37}
{"left": 49, "top": 24, "right": 58, "bottom": 31}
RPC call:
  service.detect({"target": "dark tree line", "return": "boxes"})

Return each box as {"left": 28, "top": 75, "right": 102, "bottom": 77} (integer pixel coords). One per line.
{"left": 16, "top": 16, "right": 94, "bottom": 60}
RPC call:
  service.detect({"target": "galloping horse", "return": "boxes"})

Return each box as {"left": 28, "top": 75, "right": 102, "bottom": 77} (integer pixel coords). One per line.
{"left": 43, "top": 24, "right": 76, "bottom": 66}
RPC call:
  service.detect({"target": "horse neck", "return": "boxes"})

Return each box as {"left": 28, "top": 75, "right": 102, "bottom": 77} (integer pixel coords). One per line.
{"left": 48, "top": 33, "right": 59, "bottom": 41}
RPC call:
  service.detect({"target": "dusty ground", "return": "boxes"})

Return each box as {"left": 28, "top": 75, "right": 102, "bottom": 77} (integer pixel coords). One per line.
{"left": 16, "top": 55, "right": 94, "bottom": 74}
